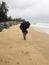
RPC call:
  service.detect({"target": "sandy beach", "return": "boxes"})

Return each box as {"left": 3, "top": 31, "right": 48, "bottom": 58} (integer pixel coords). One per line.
{"left": 0, "top": 24, "right": 49, "bottom": 65}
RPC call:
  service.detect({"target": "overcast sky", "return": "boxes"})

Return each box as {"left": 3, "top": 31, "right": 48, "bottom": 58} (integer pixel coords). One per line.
{"left": 0, "top": 0, "right": 49, "bottom": 23}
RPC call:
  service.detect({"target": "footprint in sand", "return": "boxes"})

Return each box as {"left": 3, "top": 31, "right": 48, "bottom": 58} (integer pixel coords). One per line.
{"left": 24, "top": 51, "right": 29, "bottom": 55}
{"left": 29, "top": 58, "right": 32, "bottom": 61}
{"left": 0, "top": 57, "right": 3, "bottom": 61}
{"left": 0, "top": 57, "right": 9, "bottom": 63}
{"left": 5, "top": 60, "right": 9, "bottom": 63}
{"left": 21, "top": 50, "right": 30, "bottom": 55}
{"left": 17, "top": 61, "right": 20, "bottom": 65}
{"left": 10, "top": 46, "right": 12, "bottom": 48}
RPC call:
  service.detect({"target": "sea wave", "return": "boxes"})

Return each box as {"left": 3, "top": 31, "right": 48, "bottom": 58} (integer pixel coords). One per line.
{"left": 31, "top": 23, "right": 49, "bottom": 34}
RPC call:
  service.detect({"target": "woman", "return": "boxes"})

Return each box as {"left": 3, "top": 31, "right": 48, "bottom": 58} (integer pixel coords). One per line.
{"left": 20, "top": 21, "right": 30, "bottom": 40}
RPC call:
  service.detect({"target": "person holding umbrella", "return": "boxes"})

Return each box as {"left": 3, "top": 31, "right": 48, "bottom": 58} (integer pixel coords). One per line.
{"left": 20, "top": 21, "right": 30, "bottom": 40}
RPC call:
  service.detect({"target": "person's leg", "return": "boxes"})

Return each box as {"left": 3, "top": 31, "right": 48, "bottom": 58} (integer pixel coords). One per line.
{"left": 23, "top": 30, "right": 28, "bottom": 40}
{"left": 23, "top": 32, "right": 26, "bottom": 40}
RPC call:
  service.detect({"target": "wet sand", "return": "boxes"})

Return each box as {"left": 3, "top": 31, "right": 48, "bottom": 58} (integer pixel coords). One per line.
{"left": 0, "top": 25, "right": 49, "bottom": 65}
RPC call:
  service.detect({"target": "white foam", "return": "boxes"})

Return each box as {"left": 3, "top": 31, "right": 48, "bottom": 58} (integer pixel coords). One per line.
{"left": 31, "top": 23, "right": 49, "bottom": 34}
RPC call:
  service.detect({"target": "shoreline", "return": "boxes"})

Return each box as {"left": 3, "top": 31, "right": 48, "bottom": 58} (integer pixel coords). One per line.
{"left": 31, "top": 24, "right": 49, "bottom": 35}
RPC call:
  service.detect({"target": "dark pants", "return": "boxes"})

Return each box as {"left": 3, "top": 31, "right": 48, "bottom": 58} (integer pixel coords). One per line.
{"left": 22, "top": 30, "right": 28, "bottom": 40}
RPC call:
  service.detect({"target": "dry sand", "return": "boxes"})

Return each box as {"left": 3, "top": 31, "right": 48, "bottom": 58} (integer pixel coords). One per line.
{"left": 0, "top": 24, "right": 49, "bottom": 65}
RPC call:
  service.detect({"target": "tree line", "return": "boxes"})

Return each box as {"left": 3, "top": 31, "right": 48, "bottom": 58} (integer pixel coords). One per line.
{"left": 0, "top": 1, "right": 27, "bottom": 23}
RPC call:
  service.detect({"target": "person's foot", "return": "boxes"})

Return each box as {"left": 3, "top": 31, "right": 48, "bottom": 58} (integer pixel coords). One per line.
{"left": 24, "top": 38, "right": 26, "bottom": 40}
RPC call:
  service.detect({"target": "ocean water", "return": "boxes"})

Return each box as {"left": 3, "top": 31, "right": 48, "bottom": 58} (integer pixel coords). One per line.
{"left": 31, "top": 23, "right": 49, "bottom": 34}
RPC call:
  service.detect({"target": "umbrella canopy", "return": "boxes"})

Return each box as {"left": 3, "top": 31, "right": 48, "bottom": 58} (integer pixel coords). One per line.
{"left": 20, "top": 21, "right": 30, "bottom": 30}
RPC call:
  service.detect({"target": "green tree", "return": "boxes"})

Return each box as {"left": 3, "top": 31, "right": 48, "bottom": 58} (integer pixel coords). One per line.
{"left": 0, "top": 1, "right": 8, "bottom": 22}
{"left": 7, "top": 16, "right": 12, "bottom": 21}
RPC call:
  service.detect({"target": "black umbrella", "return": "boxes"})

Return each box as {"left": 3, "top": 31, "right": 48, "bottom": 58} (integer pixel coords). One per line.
{"left": 20, "top": 21, "right": 30, "bottom": 30}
